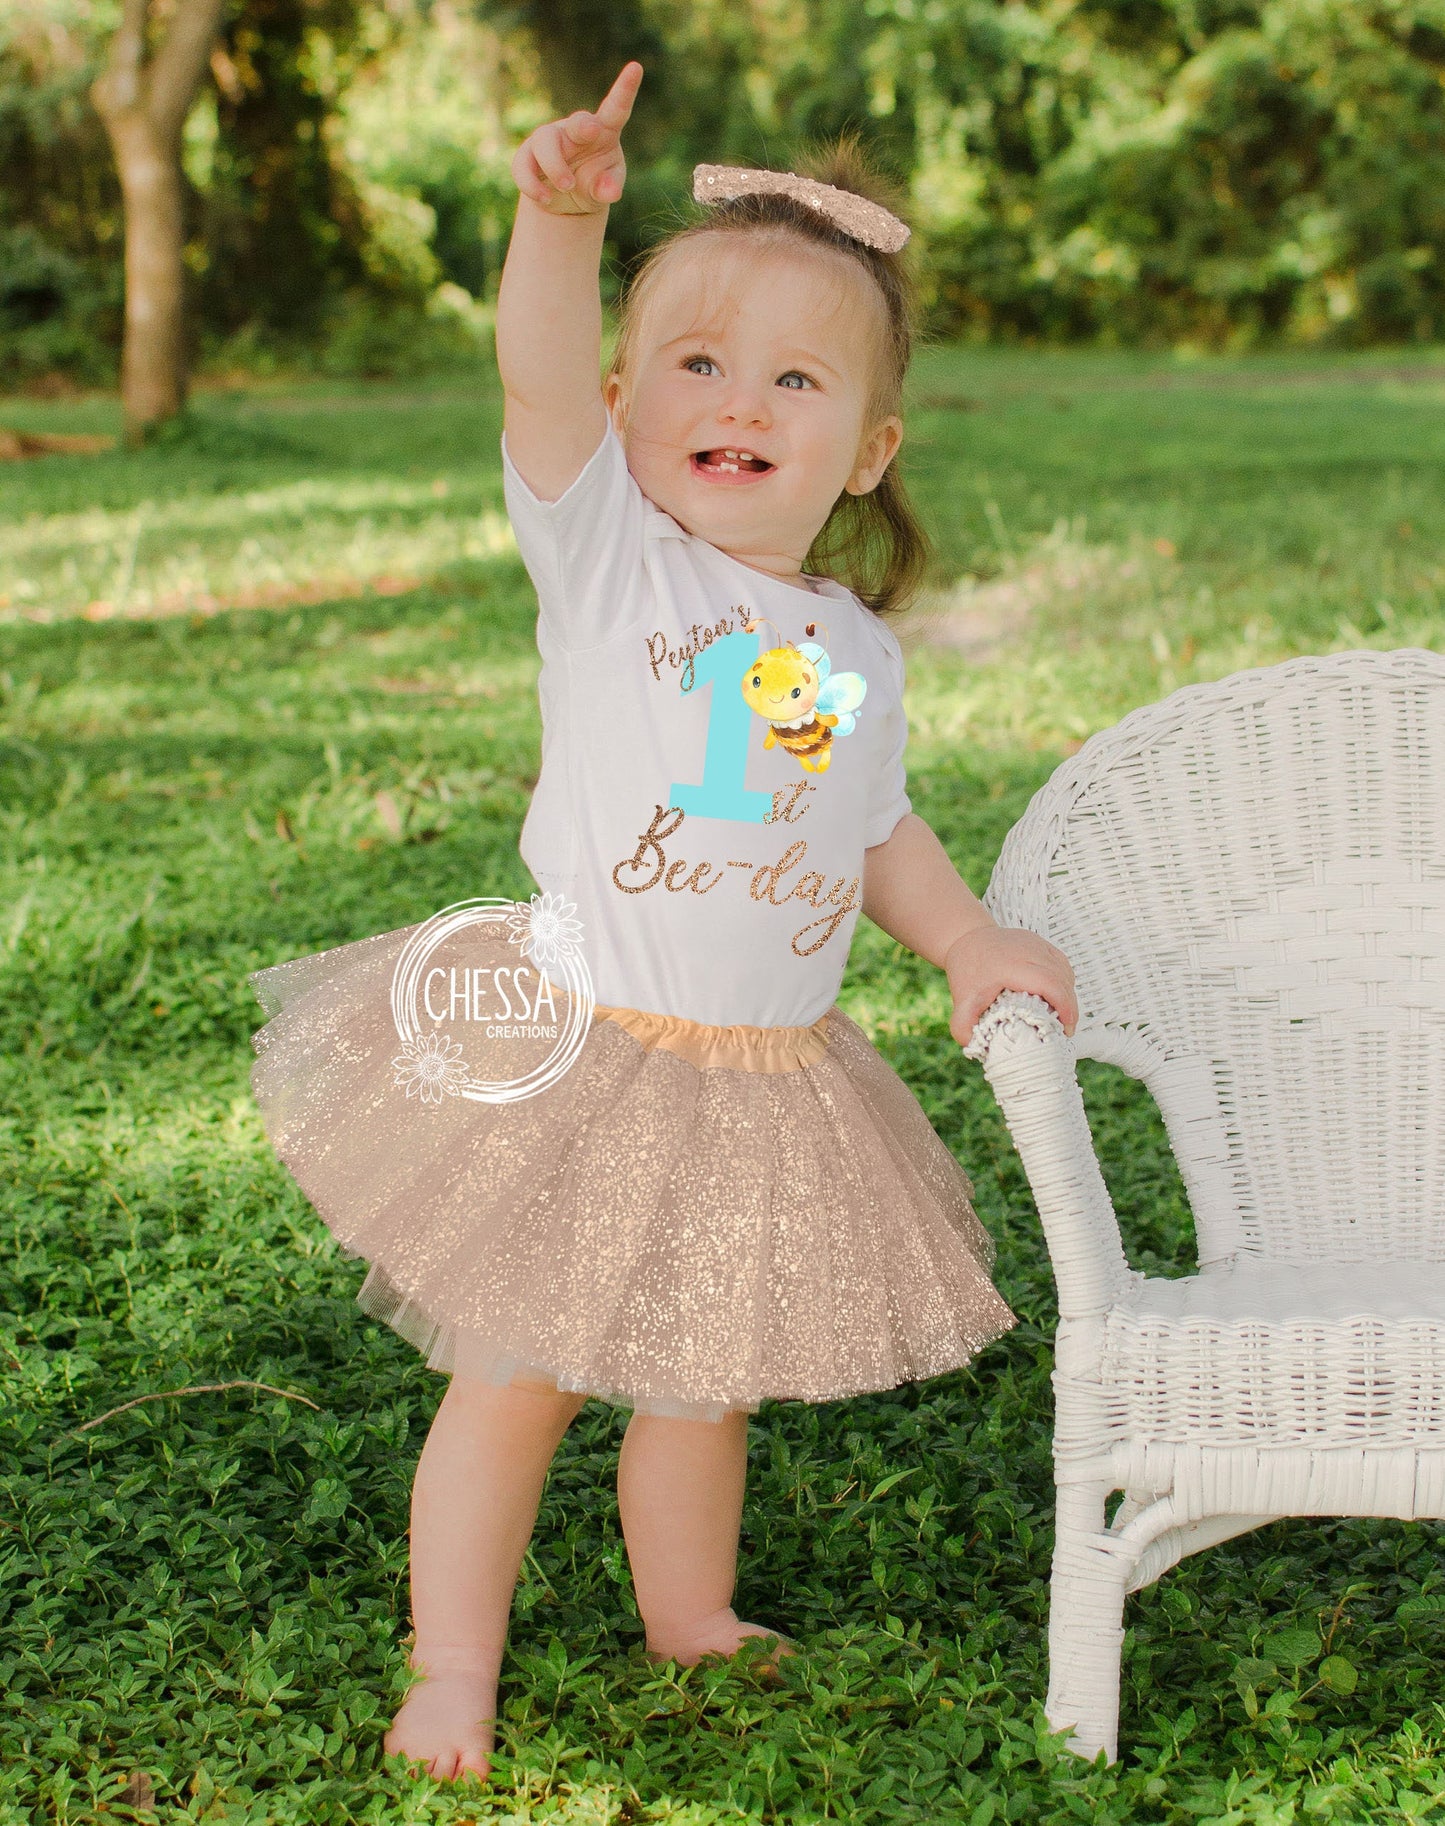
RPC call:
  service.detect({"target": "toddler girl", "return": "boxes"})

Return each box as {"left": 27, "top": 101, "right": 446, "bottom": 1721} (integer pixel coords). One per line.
{"left": 247, "top": 59, "right": 1076, "bottom": 1787}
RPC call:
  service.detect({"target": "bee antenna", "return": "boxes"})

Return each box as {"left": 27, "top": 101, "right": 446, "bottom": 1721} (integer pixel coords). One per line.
{"left": 744, "top": 616, "right": 784, "bottom": 644}
{"left": 804, "top": 620, "right": 830, "bottom": 645}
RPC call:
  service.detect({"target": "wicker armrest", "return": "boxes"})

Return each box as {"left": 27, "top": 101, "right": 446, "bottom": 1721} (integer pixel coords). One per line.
{"left": 961, "top": 988, "right": 1068, "bottom": 1064}
{"left": 963, "top": 991, "right": 1130, "bottom": 1318}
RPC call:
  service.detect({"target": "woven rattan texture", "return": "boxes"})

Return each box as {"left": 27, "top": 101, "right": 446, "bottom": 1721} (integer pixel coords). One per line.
{"left": 965, "top": 648, "right": 1445, "bottom": 1761}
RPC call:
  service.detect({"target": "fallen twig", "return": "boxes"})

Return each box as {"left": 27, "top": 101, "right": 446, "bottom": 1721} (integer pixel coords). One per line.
{"left": 70, "top": 1379, "right": 323, "bottom": 1434}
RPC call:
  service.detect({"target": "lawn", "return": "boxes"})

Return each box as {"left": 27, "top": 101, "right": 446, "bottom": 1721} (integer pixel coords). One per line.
{"left": 2, "top": 346, "right": 1445, "bottom": 1825}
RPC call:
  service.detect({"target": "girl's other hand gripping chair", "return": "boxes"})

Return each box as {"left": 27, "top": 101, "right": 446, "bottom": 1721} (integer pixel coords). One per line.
{"left": 963, "top": 649, "right": 1445, "bottom": 1764}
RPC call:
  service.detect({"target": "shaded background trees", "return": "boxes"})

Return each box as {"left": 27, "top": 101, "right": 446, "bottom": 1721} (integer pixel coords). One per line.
{"left": 198, "top": 0, "right": 370, "bottom": 344}
{"left": 3, "top": 0, "right": 1444, "bottom": 396}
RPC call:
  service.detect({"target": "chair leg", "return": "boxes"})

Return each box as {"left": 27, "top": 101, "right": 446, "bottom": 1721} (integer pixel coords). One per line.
{"left": 1045, "top": 1480, "right": 1130, "bottom": 1765}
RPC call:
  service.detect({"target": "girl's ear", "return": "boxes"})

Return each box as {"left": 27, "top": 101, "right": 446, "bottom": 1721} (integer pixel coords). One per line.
{"left": 603, "top": 372, "right": 629, "bottom": 436}
{"left": 847, "top": 414, "right": 903, "bottom": 496}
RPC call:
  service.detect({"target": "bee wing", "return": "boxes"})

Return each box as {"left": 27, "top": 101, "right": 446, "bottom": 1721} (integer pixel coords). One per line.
{"left": 831, "top": 711, "right": 858, "bottom": 737}
{"left": 816, "top": 671, "right": 867, "bottom": 718}
{"left": 799, "top": 642, "right": 830, "bottom": 682}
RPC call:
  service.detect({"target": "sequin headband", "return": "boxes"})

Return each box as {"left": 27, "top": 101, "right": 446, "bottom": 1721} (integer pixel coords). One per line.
{"left": 692, "top": 164, "right": 911, "bottom": 253}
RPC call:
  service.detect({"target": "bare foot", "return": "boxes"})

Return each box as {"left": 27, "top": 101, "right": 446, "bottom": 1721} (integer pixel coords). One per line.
{"left": 645, "top": 1606, "right": 798, "bottom": 1681}
{"left": 383, "top": 1646, "right": 499, "bottom": 1783}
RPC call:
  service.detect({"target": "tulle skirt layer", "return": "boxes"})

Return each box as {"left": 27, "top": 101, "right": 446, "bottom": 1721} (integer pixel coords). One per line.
{"left": 248, "top": 920, "right": 1015, "bottom": 1421}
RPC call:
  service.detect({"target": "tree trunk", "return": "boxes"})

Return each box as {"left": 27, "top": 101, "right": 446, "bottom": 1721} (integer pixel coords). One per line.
{"left": 92, "top": 0, "right": 226, "bottom": 445}
{"left": 106, "top": 109, "right": 188, "bottom": 434}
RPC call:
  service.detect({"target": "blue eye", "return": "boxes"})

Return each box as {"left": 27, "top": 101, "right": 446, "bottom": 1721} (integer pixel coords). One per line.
{"left": 778, "top": 372, "right": 812, "bottom": 389}
{"left": 684, "top": 356, "right": 716, "bottom": 375}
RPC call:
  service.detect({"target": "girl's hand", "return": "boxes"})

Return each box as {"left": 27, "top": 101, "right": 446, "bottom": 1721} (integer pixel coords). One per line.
{"left": 945, "top": 925, "right": 1079, "bottom": 1046}
{"left": 511, "top": 61, "right": 643, "bottom": 217}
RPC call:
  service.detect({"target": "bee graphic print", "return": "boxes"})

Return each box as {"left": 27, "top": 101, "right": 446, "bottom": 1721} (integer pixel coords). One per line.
{"left": 739, "top": 617, "right": 868, "bottom": 776}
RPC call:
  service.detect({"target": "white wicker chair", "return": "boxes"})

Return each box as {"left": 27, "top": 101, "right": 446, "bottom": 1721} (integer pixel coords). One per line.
{"left": 961, "top": 648, "right": 1445, "bottom": 1764}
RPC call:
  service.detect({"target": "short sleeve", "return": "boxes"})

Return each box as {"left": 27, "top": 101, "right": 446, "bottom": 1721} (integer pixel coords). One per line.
{"left": 863, "top": 618, "right": 912, "bottom": 848}
{"left": 500, "top": 419, "right": 648, "bottom": 651}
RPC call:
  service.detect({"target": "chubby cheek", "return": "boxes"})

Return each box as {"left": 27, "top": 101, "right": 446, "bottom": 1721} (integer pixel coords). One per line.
{"left": 810, "top": 421, "right": 860, "bottom": 484}
{"left": 634, "top": 376, "right": 694, "bottom": 440}
{"left": 623, "top": 413, "right": 686, "bottom": 484}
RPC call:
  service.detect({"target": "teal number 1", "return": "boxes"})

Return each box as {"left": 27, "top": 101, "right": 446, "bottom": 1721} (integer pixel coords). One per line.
{"left": 669, "top": 629, "right": 773, "bottom": 824}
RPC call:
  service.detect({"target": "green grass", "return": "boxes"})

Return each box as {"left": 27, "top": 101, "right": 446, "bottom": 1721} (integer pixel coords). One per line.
{"left": 2, "top": 348, "right": 1444, "bottom": 1824}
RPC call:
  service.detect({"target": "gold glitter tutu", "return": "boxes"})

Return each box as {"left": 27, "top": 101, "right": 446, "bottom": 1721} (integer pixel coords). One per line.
{"left": 248, "top": 920, "right": 1015, "bottom": 1421}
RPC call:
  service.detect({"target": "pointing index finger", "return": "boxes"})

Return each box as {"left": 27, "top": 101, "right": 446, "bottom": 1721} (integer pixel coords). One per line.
{"left": 594, "top": 60, "right": 643, "bottom": 132}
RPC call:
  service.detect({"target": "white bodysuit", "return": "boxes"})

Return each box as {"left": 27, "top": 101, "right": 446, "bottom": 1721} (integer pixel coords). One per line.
{"left": 501, "top": 420, "right": 913, "bottom": 1029}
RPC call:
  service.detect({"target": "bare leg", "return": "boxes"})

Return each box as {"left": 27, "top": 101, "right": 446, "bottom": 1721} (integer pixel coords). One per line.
{"left": 383, "top": 1371, "right": 588, "bottom": 1782}
{"left": 617, "top": 1408, "right": 796, "bottom": 1670}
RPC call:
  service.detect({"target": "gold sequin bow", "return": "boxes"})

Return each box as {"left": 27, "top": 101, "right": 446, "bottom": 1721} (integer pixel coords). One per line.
{"left": 692, "top": 164, "right": 910, "bottom": 253}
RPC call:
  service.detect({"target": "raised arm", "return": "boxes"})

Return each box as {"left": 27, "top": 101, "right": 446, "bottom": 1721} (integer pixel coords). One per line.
{"left": 497, "top": 60, "right": 643, "bottom": 503}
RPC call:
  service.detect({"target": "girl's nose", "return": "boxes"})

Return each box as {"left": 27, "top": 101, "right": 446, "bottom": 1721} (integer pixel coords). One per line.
{"left": 719, "top": 382, "right": 772, "bottom": 430}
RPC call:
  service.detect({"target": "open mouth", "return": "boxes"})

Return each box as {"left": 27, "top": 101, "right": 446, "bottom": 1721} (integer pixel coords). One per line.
{"left": 692, "top": 448, "right": 775, "bottom": 481}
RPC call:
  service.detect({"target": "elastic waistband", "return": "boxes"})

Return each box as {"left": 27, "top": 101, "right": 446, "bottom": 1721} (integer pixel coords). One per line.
{"left": 589, "top": 1001, "right": 832, "bottom": 1073}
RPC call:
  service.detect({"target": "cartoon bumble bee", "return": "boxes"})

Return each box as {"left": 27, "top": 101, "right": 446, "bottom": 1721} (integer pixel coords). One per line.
{"left": 739, "top": 617, "right": 867, "bottom": 776}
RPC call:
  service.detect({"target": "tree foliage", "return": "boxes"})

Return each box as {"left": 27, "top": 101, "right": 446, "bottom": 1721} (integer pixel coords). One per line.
{"left": 617, "top": 0, "right": 1445, "bottom": 348}
{"left": 198, "top": 0, "right": 371, "bottom": 340}
{"left": 3, "top": 0, "right": 1444, "bottom": 387}
{"left": 0, "top": 1, "right": 124, "bottom": 382}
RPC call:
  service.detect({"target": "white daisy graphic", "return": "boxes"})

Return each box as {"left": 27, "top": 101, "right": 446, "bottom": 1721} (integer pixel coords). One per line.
{"left": 391, "top": 1030, "right": 468, "bottom": 1103}
{"left": 506, "top": 891, "right": 584, "bottom": 968}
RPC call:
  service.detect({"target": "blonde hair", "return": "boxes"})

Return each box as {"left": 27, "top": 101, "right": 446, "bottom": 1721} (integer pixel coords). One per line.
{"left": 606, "top": 131, "right": 932, "bottom": 620}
